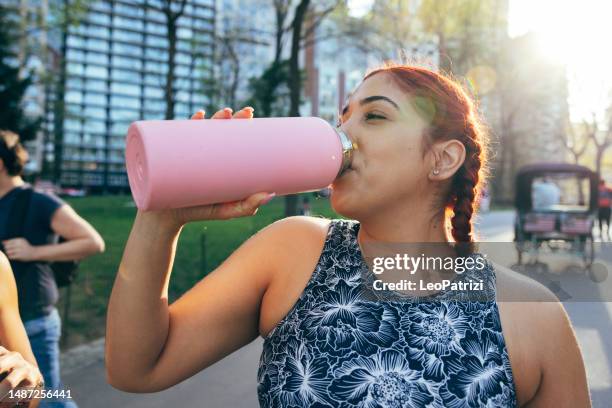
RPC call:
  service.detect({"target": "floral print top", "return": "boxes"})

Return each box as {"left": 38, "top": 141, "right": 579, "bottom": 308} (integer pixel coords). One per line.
{"left": 257, "top": 219, "right": 517, "bottom": 408}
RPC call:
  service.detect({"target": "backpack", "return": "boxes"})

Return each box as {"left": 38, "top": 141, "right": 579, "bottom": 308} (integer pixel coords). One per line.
{"left": 6, "top": 187, "right": 79, "bottom": 288}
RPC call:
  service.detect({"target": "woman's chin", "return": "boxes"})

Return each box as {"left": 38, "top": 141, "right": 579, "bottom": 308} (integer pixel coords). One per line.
{"left": 330, "top": 187, "right": 359, "bottom": 218}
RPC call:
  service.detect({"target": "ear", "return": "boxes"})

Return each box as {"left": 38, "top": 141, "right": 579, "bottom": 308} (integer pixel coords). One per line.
{"left": 428, "top": 139, "right": 466, "bottom": 181}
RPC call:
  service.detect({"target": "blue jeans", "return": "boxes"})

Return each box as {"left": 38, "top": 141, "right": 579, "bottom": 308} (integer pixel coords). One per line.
{"left": 24, "top": 308, "right": 78, "bottom": 408}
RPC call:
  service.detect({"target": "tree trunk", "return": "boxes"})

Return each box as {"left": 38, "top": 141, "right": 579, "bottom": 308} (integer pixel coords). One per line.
{"left": 596, "top": 148, "right": 604, "bottom": 178}
{"left": 165, "top": 16, "right": 177, "bottom": 119}
{"left": 274, "top": 0, "right": 287, "bottom": 63}
{"left": 284, "top": 0, "right": 310, "bottom": 217}
{"left": 53, "top": 3, "right": 68, "bottom": 184}
{"left": 288, "top": 0, "right": 309, "bottom": 117}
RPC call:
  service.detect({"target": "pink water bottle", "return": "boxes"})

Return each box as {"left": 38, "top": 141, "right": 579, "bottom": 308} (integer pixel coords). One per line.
{"left": 125, "top": 117, "right": 354, "bottom": 210}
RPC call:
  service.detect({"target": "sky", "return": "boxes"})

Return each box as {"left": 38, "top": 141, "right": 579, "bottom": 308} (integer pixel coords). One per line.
{"left": 509, "top": 0, "right": 612, "bottom": 123}
{"left": 347, "top": 0, "right": 611, "bottom": 123}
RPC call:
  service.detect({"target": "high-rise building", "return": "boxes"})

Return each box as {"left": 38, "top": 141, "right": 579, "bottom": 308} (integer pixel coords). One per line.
{"left": 50, "top": 0, "right": 216, "bottom": 191}
{"left": 6, "top": 0, "right": 216, "bottom": 192}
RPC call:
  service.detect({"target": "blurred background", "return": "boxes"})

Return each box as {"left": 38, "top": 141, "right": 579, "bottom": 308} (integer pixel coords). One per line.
{"left": 0, "top": 0, "right": 611, "bottom": 406}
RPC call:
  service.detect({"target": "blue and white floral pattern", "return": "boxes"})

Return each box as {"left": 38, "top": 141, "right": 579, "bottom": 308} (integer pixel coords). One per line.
{"left": 258, "top": 219, "right": 517, "bottom": 408}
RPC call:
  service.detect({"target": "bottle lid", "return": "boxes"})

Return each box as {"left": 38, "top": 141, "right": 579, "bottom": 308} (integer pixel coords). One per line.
{"left": 335, "top": 128, "right": 354, "bottom": 177}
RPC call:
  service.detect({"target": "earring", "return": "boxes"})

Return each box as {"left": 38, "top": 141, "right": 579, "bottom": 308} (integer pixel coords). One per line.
{"left": 432, "top": 168, "right": 440, "bottom": 175}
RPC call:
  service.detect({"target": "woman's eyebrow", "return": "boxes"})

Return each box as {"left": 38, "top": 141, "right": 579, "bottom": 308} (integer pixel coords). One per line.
{"left": 359, "top": 95, "right": 400, "bottom": 110}
{"left": 341, "top": 95, "right": 400, "bottom": 116}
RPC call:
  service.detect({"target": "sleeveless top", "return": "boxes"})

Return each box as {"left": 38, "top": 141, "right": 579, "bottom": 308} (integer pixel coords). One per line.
{"left": 257, "top": 219, "right": 517, "bottom": 408}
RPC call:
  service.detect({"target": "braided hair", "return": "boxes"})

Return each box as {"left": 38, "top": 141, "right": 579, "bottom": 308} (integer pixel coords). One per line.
{"left": 363, "top": 64, "right": 489, "bottom": 256}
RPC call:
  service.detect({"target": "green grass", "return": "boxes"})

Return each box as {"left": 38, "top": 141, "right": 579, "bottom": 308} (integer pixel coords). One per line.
{"left": 56, "top": 193, "right": 338, "bottom": 349}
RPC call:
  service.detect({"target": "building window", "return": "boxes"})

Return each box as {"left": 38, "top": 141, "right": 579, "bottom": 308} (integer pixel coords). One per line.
{"left": 89, "top": 12, "right": 110, "bottom": 25}
{"left": 144, "top": 86, "right": 164, "bottom": 99}
{"left": 112, "top": 41, "right": 142, "bottom": 56}
{"left": 67, "top": 62, "right": 85, "bottom": 76}
{"left": 111, "top": 94, "right": 140, "bottom": 110}
{"left": 65, "top": 91, "right": 82, "bottom": 104}
{"left": 113, "top": 29, "right": 143, "bottom": 44}
{"left": 111, "top": 82, "right": 140, "bottom": 97}
{"left": 112, "top": 68, "right": 140, "bottom": 83}
{"left": 113, "top": 55, "right": 142, "bottom": 70}
{"left": 84, "top": 79, "right": 107, "bottom": 92}
{"left": 86, "top": 52, "right": 108, "bottom": 65}
{"left": 87, "top": 38, "right": 110, "bottom": 52}
{"left": 85, "top": 65, "right": 108, "bottom": 80}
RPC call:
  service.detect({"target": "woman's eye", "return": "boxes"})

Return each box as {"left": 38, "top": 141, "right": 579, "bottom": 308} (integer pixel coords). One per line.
{"left": 365, "top": 113, "right": 385, "bottom": 121}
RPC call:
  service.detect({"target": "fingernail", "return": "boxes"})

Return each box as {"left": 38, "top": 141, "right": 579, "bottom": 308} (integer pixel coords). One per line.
{"left": 245, "top": 106, "right": 254, "bottom": 112}
{"left": 260, "top": 193, "right": 276, "bottom": 205}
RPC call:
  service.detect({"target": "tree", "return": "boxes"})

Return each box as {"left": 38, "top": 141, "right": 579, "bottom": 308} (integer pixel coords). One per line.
{"left": 342, "top": 0, "right": 416, "bottom": 61}
{"left": 145, "top": 0, "right": 188, "bottom": 120}
{"left": 587, "top": 112, "right": 612, "bottom": 177}
{"left": 0, "top": 4, "right": 40, "bottom": 142}
{"left": 283, "top": 0, "right": 342, "bottom": 216}
{"left": 244, "top": 0, "right": 294, "bottom": 117}
{"left": 47, "top": 0, "right": 92, "bottom": 182}
{"left": 215, "top": 1, "right": 271, "bottom": 110}
{"left": 558, "top": 120, "right": 590, "bottom": 165}
{"left": 417, "top": 0, "right": 501, "bottom": 74}
{"left": 245, "top": 60, "right": 291, "bottom": 117}
{"left": 241, "top": 0, "right": 341, "bottom": 215}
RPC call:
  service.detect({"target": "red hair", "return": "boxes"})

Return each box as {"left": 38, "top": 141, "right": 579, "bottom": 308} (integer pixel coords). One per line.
{"left": 363, "top": 63, "right": 489, "bottom": 254}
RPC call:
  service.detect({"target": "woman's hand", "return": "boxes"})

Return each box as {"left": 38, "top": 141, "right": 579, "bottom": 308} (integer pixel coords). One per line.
{"left": 0, "top": 346, "right": 43, "bottom": 407}
{"left": 141, "top": 106, "right": 275, "bottom": 230}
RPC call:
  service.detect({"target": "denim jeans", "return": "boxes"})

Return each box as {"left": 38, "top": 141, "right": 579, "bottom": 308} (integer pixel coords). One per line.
{"left": 24, "top": 308, "right": 78, "bottom": 408}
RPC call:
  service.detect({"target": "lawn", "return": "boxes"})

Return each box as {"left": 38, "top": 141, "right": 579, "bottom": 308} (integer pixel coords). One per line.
{"left": 57, "top": 193, "right": 339, "bottom": 349}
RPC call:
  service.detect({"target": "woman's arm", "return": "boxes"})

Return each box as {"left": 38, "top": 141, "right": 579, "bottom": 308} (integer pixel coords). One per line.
{"left": 105, "top": 106, "right": 278, "bottom": 393}
{"left": 1, "top": 204, "right": 105, "bottom": 262}
{"left": 527, "top": 301, "right": 591, "bottom": 407}
{"left": 0, "top": 252, "right": 36, "bottom": 366}
{"left": 0, "top": 252, "right": 43, "bottom": 408}
{"left": 497, "top": 265, "right": 591, "bottom": 407}
{"left": 105, "top": 195, "right": 280, "bottom": 392}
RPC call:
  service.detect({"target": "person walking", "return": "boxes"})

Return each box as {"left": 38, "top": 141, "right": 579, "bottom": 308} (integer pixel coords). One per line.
{"left": 0, "top": 130, "right": 105, "bottom": 408}
{"left": 598, "top": 178, "right": 612, "bottom": 239}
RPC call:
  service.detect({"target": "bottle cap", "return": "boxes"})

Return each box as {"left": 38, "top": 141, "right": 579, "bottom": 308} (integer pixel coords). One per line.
{"left": 335, "top": 128, "right": 354, "bottom": 177}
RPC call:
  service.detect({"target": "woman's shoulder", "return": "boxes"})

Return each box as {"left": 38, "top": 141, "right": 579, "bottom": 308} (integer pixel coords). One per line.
{"left": 494, "top": 262, "right": 559, "bottom": 302}
{"left": 493, "top": 262, "right": 575, "bottom": 363}
{"left": 256, "top": 216, "right": 335, "bottom": 252}
{"left": 494, "top": 263, "right": 568, "bottom": 327}
{"left": 492, "top": 263, "right": 588, "bottom": 405}
{"left": 260, "top": 215, "right": 337, "bottom": 243}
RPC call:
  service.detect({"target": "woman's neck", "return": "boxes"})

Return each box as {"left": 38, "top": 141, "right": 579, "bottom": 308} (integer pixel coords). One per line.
{"left": 357, "top": 199, "right": 449, "bottom": 243}
{"left": 356, "top": 201, "right": 456, "bottom": 261}
{"left": 0, "top": 175, "right": 25, "bottom": 198}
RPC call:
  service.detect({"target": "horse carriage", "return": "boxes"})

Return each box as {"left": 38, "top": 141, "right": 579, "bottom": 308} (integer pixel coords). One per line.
{"left": 513, "top": 163, "right": 599, "bottom": 271}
